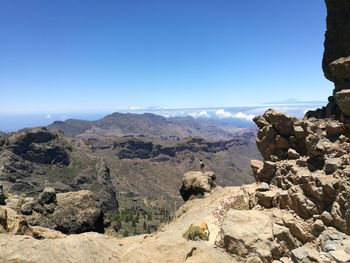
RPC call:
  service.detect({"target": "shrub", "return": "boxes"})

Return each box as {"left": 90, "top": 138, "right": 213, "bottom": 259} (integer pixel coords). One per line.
{"left": 183, "top": 225, "right": 209, "bottom": 241}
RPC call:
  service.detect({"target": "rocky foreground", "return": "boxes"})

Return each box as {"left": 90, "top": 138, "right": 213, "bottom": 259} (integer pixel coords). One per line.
{"left": 3, "top": 109, "right": 350, "bottom": 263}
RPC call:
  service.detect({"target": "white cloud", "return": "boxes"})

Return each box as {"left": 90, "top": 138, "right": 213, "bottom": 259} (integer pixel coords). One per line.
{"left": 234, "top": 112, "right": 255, "bottom": 121}
{"left": 215, "top": 109, "right": 232, "bottom": 118}
{"left": 128, "top": 106, "right": 142, "bottom": 110}
{"left": 215, "top": 109, "right": 254, "bottom": 121}
{"left": 45, "top": 114, "right": 52, "bottom": 119}
{"left": 188, "top": 110, "right": 210, "bottom": 118}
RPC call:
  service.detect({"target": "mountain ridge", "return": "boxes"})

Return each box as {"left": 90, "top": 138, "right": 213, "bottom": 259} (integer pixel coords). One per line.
{"left": 47, "top": 112, "right": 250, "bottom": 140}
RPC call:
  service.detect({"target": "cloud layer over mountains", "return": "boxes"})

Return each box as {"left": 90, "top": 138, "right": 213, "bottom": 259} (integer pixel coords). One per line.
{"left": 0, "top": 101, "right": 325, "bottom": 132}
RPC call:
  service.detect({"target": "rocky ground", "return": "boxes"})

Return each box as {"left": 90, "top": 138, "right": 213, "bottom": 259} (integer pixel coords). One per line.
{"left": 1, "top": 158, "right": 350, "bottom": 263}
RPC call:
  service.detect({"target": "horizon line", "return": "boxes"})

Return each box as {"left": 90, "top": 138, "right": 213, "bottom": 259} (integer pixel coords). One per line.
{"left": 0, "top": 100, "right": 327, "bottom": 115}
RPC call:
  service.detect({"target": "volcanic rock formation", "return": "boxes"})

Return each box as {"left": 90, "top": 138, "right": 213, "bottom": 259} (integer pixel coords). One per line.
{"left": 308, "top": 0, "right": 350, "bottom": 119}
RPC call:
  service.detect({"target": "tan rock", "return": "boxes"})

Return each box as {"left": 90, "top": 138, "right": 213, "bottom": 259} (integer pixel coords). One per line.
{"left": 287, "top": 148, "right": 300, "bottom": 160}
{"left": 216, "top": 210, "right": 273, "bottom": 262}
{"left": 0, "top": 206, "right": 32, "bottom": 235}
{"left": 293, "top": 125, "right": 307, "bottom": 139}
{"left": 251, "top": 159, "right": 263, "bottom": 180}
{"left": 336, "top": 89, "right": 350, "bottom": 116}
{"left": 329, "top": 57, "right": 350, "bottom": 83}
{"left": 329, "top": 249, "right": 350, "bottom": 262}
{"left": 179, "top": 171, "right": 216, "bottom": 201}
{"left": 256, "top": 190, "right": 276, "bottom": 208}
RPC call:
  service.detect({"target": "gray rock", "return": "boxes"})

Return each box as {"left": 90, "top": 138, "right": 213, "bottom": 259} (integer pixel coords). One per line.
{"left": 291, "top": 246, "right": 322, "bottom": 262}
{"left": 32, "top": 201, "right": 45, "bottom": 214}
{"left": 20, "top": 202, "right": 33, "bottom": 215}
{"left": 43, "top": 203, "right": 55, "bottom": 214}
{"left": 52, "top": 190, "right": 104, "bottom": 234}
{"left": 39, "top": 187, "right": 56, "bottom": 205}
{"left": 323, "top": 241, "right": 337, "bottom": 252}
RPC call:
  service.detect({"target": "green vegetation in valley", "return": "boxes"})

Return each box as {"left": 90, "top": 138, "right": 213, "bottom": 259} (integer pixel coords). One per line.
{"left": 106, "top": 203, "right": 172, "bottom": 237}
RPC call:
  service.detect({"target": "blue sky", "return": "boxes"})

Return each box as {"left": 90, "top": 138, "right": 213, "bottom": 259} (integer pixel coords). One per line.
{"left": 0, "top": 0, "right": 329, "bottom": 113}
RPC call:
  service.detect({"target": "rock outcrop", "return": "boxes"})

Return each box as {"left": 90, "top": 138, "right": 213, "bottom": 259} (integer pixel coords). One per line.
{"left": 16, "top": 189, "right": 104, "bottom": 234}
{"left": 6, "top": 128, "right": 70, "bottom": 165}
{"left": 244, "top": 109, "right": 350, "bottom": 261}
{"left": 0, "top": 128, "right": 119, "bottom": 215}
{"left": 179, "top": 171, "right": 216, "bottom": 201}
{"left": 307, "top": 0, "right": 350, "bottom": 119}
{"left": 114, "top": 137, "right": 250, "bottom": 160}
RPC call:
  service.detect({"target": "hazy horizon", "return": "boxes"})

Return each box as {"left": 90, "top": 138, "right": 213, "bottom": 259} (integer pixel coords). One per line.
{"left": 0, "top": 99, "right": 325, "bottom": 132}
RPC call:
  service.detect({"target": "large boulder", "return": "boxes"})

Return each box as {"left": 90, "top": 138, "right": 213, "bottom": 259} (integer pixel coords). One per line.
{"left": 21, "top": 189, "right": 104, "bottom": 234}
{"left": 52, "top": 190, "right": 104, "bottom": 234}
{"left": 179, "top": 171, "right": 216, "bottom": 201}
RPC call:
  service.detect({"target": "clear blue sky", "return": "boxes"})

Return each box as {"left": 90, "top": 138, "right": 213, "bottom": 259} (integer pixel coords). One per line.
{"left": 0, "top": 0, "right": 329, "bottom": 113}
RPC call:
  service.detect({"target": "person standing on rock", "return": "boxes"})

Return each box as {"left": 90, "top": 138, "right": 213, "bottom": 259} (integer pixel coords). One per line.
{"left": 199, "top": 159, "right": 204, "bottom": 173}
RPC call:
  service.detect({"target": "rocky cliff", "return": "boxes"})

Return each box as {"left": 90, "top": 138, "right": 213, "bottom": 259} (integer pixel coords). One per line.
{"left": 308, "top": 0, "right": 350, "bottom": 119}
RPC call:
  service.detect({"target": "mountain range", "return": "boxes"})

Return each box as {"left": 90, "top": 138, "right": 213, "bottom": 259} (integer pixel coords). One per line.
{"left": 47, "top": 112, "right": 246, "bottom": 140}
{"left": 0, "top": 112, "right": 260, "bottom": 236}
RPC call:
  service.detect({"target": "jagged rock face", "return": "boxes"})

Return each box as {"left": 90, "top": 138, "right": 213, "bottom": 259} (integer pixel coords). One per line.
{"left": 252, "top": 109, "right": 350, "bottom": 235}
{"left": 93, "top": 159, "right": 117, "bottom": 211}
{"left": 6, "top": 128, "right": 69, "bottom": 166}
{"left": 114, "top": 137, "right": 246, "bottom": 160}
{"left": 179, "top": 171, "right": 216, "bottom": 201}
